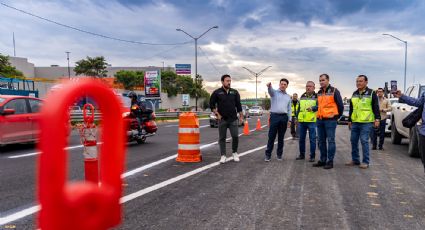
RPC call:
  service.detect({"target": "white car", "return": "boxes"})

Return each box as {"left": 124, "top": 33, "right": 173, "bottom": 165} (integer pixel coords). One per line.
{"left": 249, "top": 106, "right": 263, "bottom": 116}
{"left": 384, "top": 98, "right": 399, "bottom": 135}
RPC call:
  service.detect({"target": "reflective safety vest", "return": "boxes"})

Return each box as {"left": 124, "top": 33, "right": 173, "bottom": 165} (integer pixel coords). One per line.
{"left": 317, "top": 87, "right": 339, "bottom": 119}
{"left": 351, "top": 93, "right": 374, "bottom": 123}
{"left": 298, "top": 95, "right": 317, "bottom": 122}
{"left": 291, "top": 102, "right": 299, "bottom": 117}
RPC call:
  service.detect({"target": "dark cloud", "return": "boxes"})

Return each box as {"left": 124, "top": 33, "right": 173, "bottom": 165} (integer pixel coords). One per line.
{"left": 273, "top": 0, "right": 417, "bottom": 25}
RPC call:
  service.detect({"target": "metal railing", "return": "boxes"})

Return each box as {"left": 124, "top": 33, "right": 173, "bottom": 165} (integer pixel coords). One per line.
{"left": 70, "top": 111, "right": 211, "bottom": 122}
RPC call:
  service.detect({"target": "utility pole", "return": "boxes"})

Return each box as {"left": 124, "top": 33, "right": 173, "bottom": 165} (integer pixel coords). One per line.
{"left": 242, "top": 66, "right": 272, "bottom": 105}
{"left": 65, "top": 51, "right": 71, "bottom": 79}
{"left": 176, "top": 26, "right": 218, "bottom": 111}
{"left": 13, "top": 32, "right": 16, "bottom": 56}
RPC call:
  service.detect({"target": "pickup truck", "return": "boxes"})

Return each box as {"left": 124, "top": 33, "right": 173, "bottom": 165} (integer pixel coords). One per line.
{"left": 390, "top": 84, "right": 424, "bottom": 157}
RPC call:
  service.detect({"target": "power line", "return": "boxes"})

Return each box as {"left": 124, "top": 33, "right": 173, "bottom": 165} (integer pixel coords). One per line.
{"left": 198, "top": 46, "right": 221, "bottom": 74}
{"left": 0, "top": 2, "right": 192, "bottom": 46}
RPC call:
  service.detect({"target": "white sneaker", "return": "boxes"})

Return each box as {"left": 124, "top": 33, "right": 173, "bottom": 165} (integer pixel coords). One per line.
{"left": 220, "top": 155, "right": 226, "bottom": 164}
{"left": 233, "top": 152, "right": 240, "bottom": 162}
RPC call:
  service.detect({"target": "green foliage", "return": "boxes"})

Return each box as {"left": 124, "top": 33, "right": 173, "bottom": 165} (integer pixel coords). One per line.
{"left": 161, "top": 71, "right": 210, "bottom": 99}
{"left": 74, "top": 56, "right": 108, "bottom": 77}
{"left": 0, "top": 54, "right": 24, "bottom": 78}
{"left": 114, "top": 70, "right": 144, "bottom": 90}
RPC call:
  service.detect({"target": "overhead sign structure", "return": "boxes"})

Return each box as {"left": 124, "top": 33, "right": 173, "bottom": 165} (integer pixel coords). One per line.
{"left": 182, "top": 94, "right": 190, "bottom": 107}
{"left": 175, "top": 64, "right": 191, "bottom": 75}
{"left": 144, "top": 70, "right": 161, "bottom": 98}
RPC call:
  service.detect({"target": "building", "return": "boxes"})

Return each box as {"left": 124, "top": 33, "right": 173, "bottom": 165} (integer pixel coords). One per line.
{"left": 8, "top": 56, "right": 174, "bottom": 80}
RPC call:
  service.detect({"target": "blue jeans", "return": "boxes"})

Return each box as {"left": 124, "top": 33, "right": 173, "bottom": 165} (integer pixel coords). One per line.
{"left": 298, "top": 122, "right": 317, "bottom": 159}
{"left": 370, "top": 120, "right": 386, "bottom": 149}
{"left": 265, "top": 113, "right": 288, "bottom": 158}
{"left": 317, "top": 119, "right": 337, "bottom": 164}
{"left": 351, "top": 122, "right": 373, "bottom": 164}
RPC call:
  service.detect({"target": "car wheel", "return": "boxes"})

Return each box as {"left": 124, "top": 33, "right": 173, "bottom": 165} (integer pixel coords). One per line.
{"left": 391, "top": 120, "right": 403, "bottom": 145}
{"left": 408, "top": 126, "right": 420, "bottom": 158}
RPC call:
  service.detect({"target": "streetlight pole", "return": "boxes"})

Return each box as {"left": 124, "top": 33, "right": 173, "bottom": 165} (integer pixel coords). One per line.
{"left": 383, "top": 33, "right": 407, "bottom": 92}
{"left": 65, "top": 51, "right": 71, "bottom": 79}
{"left": 176, "top": 26, "right": 219, "bottom": 111}
{"left": 242, "top": 66, "right": 272, "bottom": 105}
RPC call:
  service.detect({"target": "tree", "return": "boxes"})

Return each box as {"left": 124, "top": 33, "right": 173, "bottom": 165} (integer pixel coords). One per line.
{"left": 74, "top": 56, "right": 108, "bottom": 77}
{"left": 114, "top": 70, "right": 144, "bottom": 90}
{"left": 0, "top": 54, "right": 24, "bottom": 78}
{"left": 161, "top": 71, "right": 179, "bottom": 96}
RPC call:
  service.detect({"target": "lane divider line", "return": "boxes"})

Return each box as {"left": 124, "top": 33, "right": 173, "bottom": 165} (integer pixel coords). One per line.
{"left": 0, "top": 123, "right": 273, "bottom": 224}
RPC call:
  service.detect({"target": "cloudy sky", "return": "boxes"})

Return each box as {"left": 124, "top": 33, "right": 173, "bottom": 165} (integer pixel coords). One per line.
{"left": 1, "top": 0, "right": 425, "bottom": 98}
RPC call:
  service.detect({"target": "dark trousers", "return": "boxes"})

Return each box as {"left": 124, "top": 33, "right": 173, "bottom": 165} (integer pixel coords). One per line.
{"left": 265, "top": 113, "right": 288, "bottom": 158}
{"left": 317, "top": 119, "right": 337, "bottom": 164}
{"left": 370, "top": 119, "right": 386, "bottom": 149}
{"left": 419, "top": 134, "right": 425, "bottom": 171}
{"left": 291, "top": 116, "right": 298, "bottom": 137}
{"left": 298, "top": 122, "right": 317, "bottom": 159}
{"left": 218, "top": 119, "right": 239, "bottom": 155}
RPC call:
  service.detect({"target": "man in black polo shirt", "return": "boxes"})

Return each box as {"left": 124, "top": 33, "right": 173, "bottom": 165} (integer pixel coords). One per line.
{"left": 210, "top": 74, "right": 244, "bottom": 164}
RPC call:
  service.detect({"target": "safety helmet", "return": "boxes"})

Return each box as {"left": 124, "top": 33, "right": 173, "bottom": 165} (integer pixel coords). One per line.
{"left": 127, "top": 91, "right": 137, "bottom": 99}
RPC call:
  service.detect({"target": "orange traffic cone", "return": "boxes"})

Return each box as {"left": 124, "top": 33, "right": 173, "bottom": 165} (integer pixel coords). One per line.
{"left": 256, "top": 118, "right": 262, "bottom": 130}
{"left": 243, "top": 120, "right": 250, "bottom": 135}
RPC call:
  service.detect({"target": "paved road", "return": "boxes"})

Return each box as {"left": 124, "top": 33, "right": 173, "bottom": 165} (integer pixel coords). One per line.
{"left": 1, "top": 116, "right": 424, "bottom": 229}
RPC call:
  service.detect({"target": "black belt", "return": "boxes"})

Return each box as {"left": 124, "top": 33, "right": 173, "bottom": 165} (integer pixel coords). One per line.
{"left": 271, "top": 112, "right": 287, "bottom": 116}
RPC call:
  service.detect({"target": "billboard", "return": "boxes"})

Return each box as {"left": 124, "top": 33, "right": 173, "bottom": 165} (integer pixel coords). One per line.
{"left": 144, "top": 70, "right": 161, "bottom": 98}
{"left": 182, "top": 94, "right": 190, "bottom": 107}
{"left": 175, "top": 64, "right": 191, "bottom": 75}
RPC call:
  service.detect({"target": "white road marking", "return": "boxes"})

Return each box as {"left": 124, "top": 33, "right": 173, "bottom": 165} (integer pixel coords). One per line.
{"left": 0, "top": 123, "right": 273, "bottom": 224}
{"left": 7, "top": 145, "right": 84, "bottom": 159}
{"left": 121, "top": 139, "right": 291, "bottom": 203}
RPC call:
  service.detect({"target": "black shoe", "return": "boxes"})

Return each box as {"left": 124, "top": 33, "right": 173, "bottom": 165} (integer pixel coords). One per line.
{"left": 313, "top": 161, "right": 326, "bottom": 167}
{"left": 324, "top": 162, "right": 334, "bottom": 169}
{"left": 308, "top": 158, "right": 315, "bottom": 162}
{"left": 378, "top": 147, "right": 384, "bottom": 150}
{"left": 372, "top": 146, "right": 377, "bottom": 150}
{"left": 296, "top": 156, "right": 305, "bottom": 160}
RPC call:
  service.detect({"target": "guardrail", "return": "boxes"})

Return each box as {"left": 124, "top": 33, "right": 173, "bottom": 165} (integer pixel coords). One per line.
{"left": 70, "top": 111, "right": 211, "bottom": 122}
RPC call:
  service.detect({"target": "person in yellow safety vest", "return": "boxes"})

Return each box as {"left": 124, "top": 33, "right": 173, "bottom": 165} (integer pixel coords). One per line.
{"left": 295, "top": 81, "right": 318, "bottom": 162}
{"left": 291, "top": 93, "right": 300, "bottom": 139}
{"left": 346, "top": 75, "right": 380, "bottom": 169}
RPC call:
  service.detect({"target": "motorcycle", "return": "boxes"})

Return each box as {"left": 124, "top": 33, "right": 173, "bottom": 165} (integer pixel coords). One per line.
{"left": 123, "top": 107, "right": 157, "bottom": 144}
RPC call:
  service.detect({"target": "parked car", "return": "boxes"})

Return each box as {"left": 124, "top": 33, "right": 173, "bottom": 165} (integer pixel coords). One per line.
{"left": 338, "top": 104, "right": 350, "bottom": 125}
{"left": 209, "top": 112, "right": 245, "bottom": 128}
{"left": 242, "top": 105, "right": 250, "bottom": 118}
{"left": 391, "top": 84, "right": 424, "bottom": 157}
{"left": 384, "top": 98, "right": 399, "bottom": 135}
{"left": 0, "top": 95, "right": 43, "bottom": 146}
{"left": 249, "top": 106, "right": 263, "bottom": 116}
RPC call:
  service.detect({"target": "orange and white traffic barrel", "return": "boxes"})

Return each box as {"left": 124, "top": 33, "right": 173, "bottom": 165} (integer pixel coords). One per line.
{"left": 176, "top": 112, "right": 201, "bottom": 162}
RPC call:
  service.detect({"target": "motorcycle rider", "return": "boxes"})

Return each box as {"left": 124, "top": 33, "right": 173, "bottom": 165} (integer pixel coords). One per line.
{"left": 128, "top": 91, "right": 146, "bottom": 134}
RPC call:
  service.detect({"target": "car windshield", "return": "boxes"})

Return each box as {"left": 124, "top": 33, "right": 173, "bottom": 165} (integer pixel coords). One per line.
{"left": 251, "top": 106, "right": 261, "bottom": 109}
{"left": 420, "top": 86, "right": 425, "bottom": 96}
{"left": 70, "top": 106, "right": 81, "bottom": 110}
{"left": 389, "top": 99, "right": 398, "bottom": 105}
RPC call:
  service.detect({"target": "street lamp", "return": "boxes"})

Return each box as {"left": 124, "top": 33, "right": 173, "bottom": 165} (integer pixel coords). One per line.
{"left": 65, "top": 51, "right": 71, "bottom": 79}
{"left": 242, "top": 66, "right": 272, "bottom": 105}
{"left": 176, "top": 26, "right": 219, "bottom": 111}
{"left": 383, "top": 33, "right": 407, "bottom": 92}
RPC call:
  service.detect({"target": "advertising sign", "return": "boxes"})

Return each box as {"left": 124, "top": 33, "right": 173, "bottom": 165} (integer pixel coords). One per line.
{"left": 182, "top": 94, "right": 190, "bottom": 107}
{"left": 144, "top": 70, "right": 161, "bottom": 98}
